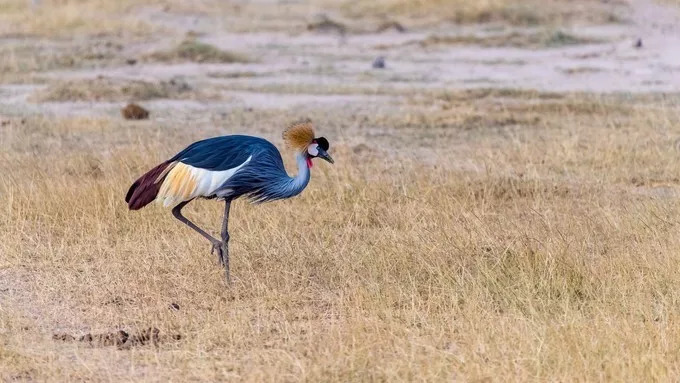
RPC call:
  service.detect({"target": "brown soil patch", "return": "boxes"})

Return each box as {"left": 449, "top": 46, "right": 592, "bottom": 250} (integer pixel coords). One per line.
{"left": 121, "top": 103, "right": 150, "bottom": 120}
{"left": 52, "top": 327, "right": 181, "bottom": 350}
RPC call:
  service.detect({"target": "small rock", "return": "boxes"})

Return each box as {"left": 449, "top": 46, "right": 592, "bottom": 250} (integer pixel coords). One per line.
{"left": 169, "top": 303, "right": 180, "bottom": 311}
{"left": 122, "top": 103, "right": 149, "bottom": 120}
{"left": 634, "top": 38, "right": 643, "bottom": 48}
{"left": 126, "top": 58, "right": 137, "bottom": 65}
{"left": 372, "top": 56, "right": 386, "bottom": 69}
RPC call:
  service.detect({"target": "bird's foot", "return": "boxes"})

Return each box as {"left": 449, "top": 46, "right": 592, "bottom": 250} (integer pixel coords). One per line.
{"left": 210, "top": 241, "right": 225, "bottom": 265}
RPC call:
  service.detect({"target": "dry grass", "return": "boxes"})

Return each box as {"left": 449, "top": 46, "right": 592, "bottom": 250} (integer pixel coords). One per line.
{"left": 0, "top": 0, "right": 155, "bottom": 38}
{"left": 0, "top": 0, "right": 625, "bottom": 41}
{"left": 209, "top": 0, "right": 624, "bottom": 33}
{"left": 2, "top": 91, "right": 680, "bottom": 381}
{"left": 416, "top": 29, "right": 601, "bottom": 49}
{"left": 0, "top": 41, "right": 127, "bottom": 83}
{"left": 316, "top": 0, "right": 623, "bottom": 26}
{"left": 32, "top": 77, "right": 216, "bottom": 102}
{"left": 148, "top": 39, "right": 250, "bottom": 64}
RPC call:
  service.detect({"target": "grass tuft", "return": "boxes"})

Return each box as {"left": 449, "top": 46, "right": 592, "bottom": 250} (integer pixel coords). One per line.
{"left": 419, "top": 29, "right": 600, "bottom": 49}
{"left": 32, "top": 77, "right": 214, "bottom": 102}
{"left": 148, "top": 39, "right": 250, "bottom": 64}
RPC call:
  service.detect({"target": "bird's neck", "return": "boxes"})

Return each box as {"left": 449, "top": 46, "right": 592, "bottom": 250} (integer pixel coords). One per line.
{"left": 289, "top": 153, "right": 311, "bottom": 193}
{"left": 264, "top": 152, "right": 311, "bottom": 201}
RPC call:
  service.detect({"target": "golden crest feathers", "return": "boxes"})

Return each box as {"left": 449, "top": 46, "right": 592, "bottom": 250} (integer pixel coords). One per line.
{"left": 283, "top": 118, "right": 315, "bottom": 151}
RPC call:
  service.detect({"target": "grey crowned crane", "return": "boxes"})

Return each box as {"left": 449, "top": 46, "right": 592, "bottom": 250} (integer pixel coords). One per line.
{"left": 125, "top": 120, "right": 333, "bottom": 280}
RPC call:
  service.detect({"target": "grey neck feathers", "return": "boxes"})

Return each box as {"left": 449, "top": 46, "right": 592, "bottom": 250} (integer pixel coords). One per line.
{"left": 287, "top": 153, "right": 311, "bottom": 196}
{"left": 259, "top": 152, "right": 310, "bottom": 202}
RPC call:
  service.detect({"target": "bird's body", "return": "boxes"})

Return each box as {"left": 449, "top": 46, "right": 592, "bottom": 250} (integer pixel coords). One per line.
{"left": 126, "top": 135, "right": 311, "bottom": 209}
{"left": 126, "top": 120, "right": 333, "bottom": 281}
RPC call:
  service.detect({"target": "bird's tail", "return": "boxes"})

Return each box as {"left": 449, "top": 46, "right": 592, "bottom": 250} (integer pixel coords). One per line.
{"left": 126, "top": 161, "right": 175, "bottom": 210}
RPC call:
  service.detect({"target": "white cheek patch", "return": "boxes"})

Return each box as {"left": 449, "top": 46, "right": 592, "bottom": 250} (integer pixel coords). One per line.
{"left": 307, "top": 144, "right": 319, "bottom": 156}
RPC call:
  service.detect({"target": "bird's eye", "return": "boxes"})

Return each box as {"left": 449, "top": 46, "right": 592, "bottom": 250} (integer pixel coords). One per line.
{"left": 316, "top": 137, "right": 329, "bottom": 151}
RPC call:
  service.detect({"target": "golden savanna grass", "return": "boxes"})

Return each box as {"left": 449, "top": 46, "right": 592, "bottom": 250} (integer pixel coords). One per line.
{"left": 0, "top": 0, "right": 154, "bottom": 37}
{"left": 3, "top": 91, "right": 680, "bottom": 381}
{"left": 320, "top": 0, "right": 621, "bottom": 25}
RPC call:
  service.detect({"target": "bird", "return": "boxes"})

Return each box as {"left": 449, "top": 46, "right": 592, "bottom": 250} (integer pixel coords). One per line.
{"left": 125, "top": 119, "right": 333, "bottom": 281}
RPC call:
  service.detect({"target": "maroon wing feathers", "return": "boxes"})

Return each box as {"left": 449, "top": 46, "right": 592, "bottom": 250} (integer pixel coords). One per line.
{"left": 126, "top": 161, "right": 172, "bottom": 210}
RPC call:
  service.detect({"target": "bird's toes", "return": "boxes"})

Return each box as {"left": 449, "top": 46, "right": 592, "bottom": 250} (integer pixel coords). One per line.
{"left": 211, "top": 242, "right": 225, "bottom": 265}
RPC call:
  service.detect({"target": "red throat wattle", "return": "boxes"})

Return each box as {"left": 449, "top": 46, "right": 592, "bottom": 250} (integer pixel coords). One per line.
{"left": 306, "top": 157, "right": 313, "bottom": 168}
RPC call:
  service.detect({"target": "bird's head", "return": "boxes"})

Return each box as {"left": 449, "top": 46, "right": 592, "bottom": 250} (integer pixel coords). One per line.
{"left": 283, "top": 119, "right": 334, "bottom": 168}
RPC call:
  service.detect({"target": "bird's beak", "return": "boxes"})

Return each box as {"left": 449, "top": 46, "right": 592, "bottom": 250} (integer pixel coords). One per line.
{"left": 317, "top": 147, "right": 334, "bottom": 164}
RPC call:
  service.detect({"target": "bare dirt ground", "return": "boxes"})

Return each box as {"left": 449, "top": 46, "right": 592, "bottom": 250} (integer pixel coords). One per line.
{"left": 2, "top": 0, "right": 680, "bottom": 381}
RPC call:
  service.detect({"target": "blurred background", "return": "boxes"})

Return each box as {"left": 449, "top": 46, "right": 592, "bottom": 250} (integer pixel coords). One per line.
{"left": 1, "top": 0, "right": 678, "bottom": 111}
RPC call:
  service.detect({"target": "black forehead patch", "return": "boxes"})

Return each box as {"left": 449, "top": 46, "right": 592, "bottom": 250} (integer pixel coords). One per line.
{"left": 315, "top": 137, "right": 329, "bottom": 151}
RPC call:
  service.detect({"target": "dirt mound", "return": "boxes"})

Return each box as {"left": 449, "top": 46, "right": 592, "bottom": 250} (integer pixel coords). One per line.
{"left": 148, "top": 39, "right": 249, "bottom": 64}
{"left": 53, "top": 327, "right": 181, "bottom": 350}
{"left": 121, "top": 103, "right": 149, "bottom": 120}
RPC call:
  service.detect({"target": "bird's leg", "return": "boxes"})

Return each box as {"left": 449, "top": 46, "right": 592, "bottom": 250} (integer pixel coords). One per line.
{"left": 171, "top": 201, "right": 223, "bottom": 259}
{"left": 220, "top": 199, "right": 232, "bottom": 282}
